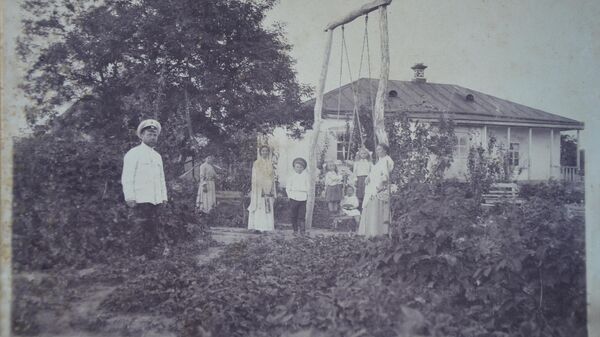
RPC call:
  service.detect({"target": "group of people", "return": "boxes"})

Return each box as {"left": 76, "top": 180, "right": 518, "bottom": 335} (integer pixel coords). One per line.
{"left": 322, "top": 145, "right": 395, "bottom": 236}
{"left": 238, "top": 143, "right": 395, "bottom": 237}
{"left": 122, "top": 119, "right": 395, "bottom": 258}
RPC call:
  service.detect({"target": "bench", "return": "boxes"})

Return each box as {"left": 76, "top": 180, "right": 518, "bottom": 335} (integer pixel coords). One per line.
{"left": 215, "top": 190, "right": 244, "bottom": 205}
{"left": 481, "top": 183, "right": 524, "bottom": 208}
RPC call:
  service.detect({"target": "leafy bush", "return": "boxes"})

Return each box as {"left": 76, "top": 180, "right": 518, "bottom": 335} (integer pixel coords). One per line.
{"left": 13, "top": 134, "right": 208, "bottom": 270}
{"left": 379, "top": 183, "right": 586, "bottom": 336}
{"left": 465, "top": 136, "right": 521, "bottom": 201}
{"left": 519, "top": 180, "right": 584, "bottom": 204}
{"left": 386, "top": 113, "right": 457, "bottom": 187}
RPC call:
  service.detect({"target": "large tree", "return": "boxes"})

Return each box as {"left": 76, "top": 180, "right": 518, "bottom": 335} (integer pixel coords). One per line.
{"left": 12, "top": 0, "right": 312, "bottom": 267}
{"left": 19, "top": 0, "right": 311, "bottom": 172}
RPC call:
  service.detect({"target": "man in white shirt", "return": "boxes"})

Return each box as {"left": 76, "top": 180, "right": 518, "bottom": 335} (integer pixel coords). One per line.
{"left": 285, "top": 157, "right": 309, "bottom": 234}
{"left": 121, "top": 119, "right": 168, "bottom": 258}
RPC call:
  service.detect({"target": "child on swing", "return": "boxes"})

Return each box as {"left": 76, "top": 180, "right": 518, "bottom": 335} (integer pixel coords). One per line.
{"left": 324, "top": 161, "right": 343, "bottom": 214}
{"left": 341, "top": 185, "right": 361, "bottom": 224}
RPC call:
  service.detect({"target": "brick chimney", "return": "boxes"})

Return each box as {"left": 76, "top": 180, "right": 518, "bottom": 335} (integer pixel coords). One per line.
{"left": 411, "top": 63, "right": 427, "bottom": 83}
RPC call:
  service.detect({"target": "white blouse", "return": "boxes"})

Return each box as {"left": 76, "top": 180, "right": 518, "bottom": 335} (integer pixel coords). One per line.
{"left": 353, "top": 159, "right": 372, "bottom": 177}
{"left": 286, "top": 170, "right": 310, "bottom": 201}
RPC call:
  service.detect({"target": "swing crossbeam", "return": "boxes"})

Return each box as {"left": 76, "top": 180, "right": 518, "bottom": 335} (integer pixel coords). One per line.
{"left": 324, "top": 0, "right": 392, "bottom": 31}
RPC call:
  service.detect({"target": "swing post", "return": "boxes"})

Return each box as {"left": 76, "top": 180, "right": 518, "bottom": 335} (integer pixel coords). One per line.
{"left": 305, "top": 29, "right": 334, "bottom": 230}
{"left": 373, "top": 5, "right": 390, "bottom": 145}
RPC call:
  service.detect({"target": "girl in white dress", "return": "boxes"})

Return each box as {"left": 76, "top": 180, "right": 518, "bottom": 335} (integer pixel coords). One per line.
{"left": 247, "top": 145, "right": 275, "bottom": 231}
{"left": 341, "top": 185, "right": 361, "bottom": 224}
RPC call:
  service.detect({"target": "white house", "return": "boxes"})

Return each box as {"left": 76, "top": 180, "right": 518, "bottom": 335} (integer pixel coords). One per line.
{"left": 273, "top": 64, "right": 584, "bottom": 184}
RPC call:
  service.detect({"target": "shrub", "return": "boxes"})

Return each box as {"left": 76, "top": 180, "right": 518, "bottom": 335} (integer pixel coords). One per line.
{"left": 386, "top": 113, "right": 457, "bottom": 188}
{"left": 379, "top": 183, "right": 586, "bottom": 336}
{"left": 519, "top": 180, "right": 584, "bottom": 204}
{"left": 13, "top": 134, "right": 208, "bottom": 270}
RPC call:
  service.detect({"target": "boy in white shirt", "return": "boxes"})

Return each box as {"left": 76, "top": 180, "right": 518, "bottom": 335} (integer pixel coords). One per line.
{"left": 285, "top": 157, "right": 309, "bottom": 234}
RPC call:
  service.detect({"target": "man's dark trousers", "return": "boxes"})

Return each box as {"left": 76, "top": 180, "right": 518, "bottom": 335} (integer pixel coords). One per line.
{"left": 132, "top": 203, "right": 160, "bottom": 257}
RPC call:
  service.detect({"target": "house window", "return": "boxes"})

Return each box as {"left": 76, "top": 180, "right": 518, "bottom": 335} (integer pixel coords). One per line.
{"left": 454, "top": 135, "right": 469, "bottom": 158}
{"left": 509, "top": 143, "right": 520, "bottom": 166}
{"left": 335, "top": 130, "right": 349, "bottom": 160}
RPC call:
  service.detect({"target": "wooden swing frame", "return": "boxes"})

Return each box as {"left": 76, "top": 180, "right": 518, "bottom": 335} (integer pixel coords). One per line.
{"left": 306, "top": 0, "right": 392, "bottom": 229}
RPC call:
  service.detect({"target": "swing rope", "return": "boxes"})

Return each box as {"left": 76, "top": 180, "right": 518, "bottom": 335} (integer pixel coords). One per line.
{"left": 336, "top": 26, "right": 346, "bottom": 121}
{"left": 344, "top": 15, "right": 371, "bottom": 161}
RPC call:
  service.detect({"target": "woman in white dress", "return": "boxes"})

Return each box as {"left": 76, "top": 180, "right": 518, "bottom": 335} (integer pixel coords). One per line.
{"left": 196, "top": 155, "right": 217, "bottom": 214}
{"left": 357, "top": 144, "right": 394, "bottom": 237}
{"left": 247, "top": 145, "right": 275, "bottom": 231}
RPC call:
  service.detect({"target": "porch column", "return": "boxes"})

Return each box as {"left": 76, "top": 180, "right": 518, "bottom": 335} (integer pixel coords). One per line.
{"left": 550, "top": 129, "right": 554, "bottom": 178}
{"left": 507, "top": 127, "right": 511, "bottom": 148}
{"left": 482, "top": 125, "right": 488, "bottom": 147}
{"left": 528, "top": 128, "right": 533, "bottom": 180}
{"left": 576, "top": 130, "right": 581, "bottom": 171}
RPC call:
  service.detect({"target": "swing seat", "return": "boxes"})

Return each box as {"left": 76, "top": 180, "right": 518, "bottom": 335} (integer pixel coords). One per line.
{"left": 216, "top": 190, "right": 244, "bottom": 205}
{"left": 332, "top": 214, "right": 358, "bottom": 231}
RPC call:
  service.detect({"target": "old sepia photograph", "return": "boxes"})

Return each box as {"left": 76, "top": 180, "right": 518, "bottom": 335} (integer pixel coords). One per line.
{"left": 1, "top": 0, "right": 599, "bottom": 336}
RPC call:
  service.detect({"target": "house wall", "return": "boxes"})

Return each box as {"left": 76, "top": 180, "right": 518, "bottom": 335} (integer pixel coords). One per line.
{"left": 271, "top": 120, "right": 564, "bottom": 185}
{"left": 454, "top": 126, "right": 561, "bottom": 181}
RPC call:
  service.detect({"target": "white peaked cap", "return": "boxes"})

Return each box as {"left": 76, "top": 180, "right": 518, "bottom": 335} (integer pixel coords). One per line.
{"left": 136, "top": 119, "right": 162, "bottom": 138}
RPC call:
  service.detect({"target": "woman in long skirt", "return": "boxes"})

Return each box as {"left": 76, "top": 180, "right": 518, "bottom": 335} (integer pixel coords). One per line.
{"left": 247, "top": 145, "right": 275, "bottom": 231}
{"left": 357, "top": 144, "right": 394, "bottom": 237}
{"left": 196, "top": 155, "right": 217, "bottom": 214}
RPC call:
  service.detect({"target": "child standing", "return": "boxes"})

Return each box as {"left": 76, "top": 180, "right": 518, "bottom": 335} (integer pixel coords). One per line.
{"left": 286, "top": 157, "right": 309, "bottom": 234}
{"left": 353, "top": 147, "right": 372, "bottom": 208}
{"left": 341, "top": 185, "right": 361, "bottom": 224}
{"left": 324, "top": 162, "right": 343, "bottom": 213}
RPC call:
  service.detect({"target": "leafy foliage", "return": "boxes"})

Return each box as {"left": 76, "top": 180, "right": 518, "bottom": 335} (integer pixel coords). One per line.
{"left": 519, "top": 180, "right": 584, "bottom": 204}
{"left": 465, "top": 137, "right": 504, "bottom": 201}
{"left": 19, "top": 0, "right": 311, "bottom": 178}
{"left": 96, "top": 187, "right": 585, "bottom": 337}
{"left": 465, "top": 136, "right": 520, "bottom": 201}
{"left": 14, "top": 186, "right": 585, "bottom": 336}
{"left": 386, "top": 113, "right": 457, "bottom": 188}
{"left": 560, "top": 134, "right": 578, "bottom": 167}
{"left": 381, "top": 183, "right": 586, "bottom": 337}
{"left": 12, "top": 133, "right": 209, "bottom": 270}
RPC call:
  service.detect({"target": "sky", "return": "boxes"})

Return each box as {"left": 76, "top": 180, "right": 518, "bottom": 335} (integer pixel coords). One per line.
{"left": 3, "top": 0, "right": 600, "bottom": 148}
{"left": 264, "top": 0, "right": 600, "bottom": 149}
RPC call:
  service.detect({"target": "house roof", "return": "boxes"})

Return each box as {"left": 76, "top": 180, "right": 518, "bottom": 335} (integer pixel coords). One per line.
{"left": 310, "top": 78, "right": 584, "bottom": 130}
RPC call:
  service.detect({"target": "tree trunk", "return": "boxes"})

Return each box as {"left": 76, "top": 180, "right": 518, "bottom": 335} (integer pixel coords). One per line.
{"left": 184, "top": 87, "right": 194, "bottom": 141}
{"left": 305, "top": 29, "right": 334, "bottom": 230}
